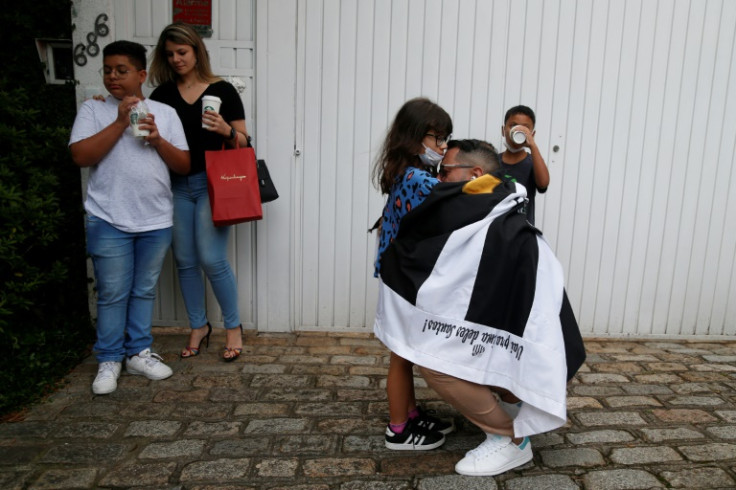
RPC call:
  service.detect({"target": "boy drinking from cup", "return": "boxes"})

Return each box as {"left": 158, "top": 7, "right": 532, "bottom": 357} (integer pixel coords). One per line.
{"left": 497, "top": 105, "right": 550, "bottom": 225}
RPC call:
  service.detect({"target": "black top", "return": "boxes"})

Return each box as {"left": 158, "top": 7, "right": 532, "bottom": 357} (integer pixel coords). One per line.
{"left": 150, "top": 80, "right": 245, "bottom": 175}
{"left": 495, "top": 153, "right": 547, "bottom": 225}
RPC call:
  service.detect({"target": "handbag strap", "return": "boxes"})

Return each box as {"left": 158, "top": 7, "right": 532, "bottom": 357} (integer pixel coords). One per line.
{"left": 221, "top": 134, "right": 253, "bottom": 150}
{"left": 221, "top": 136, "right": 240, "bottom": 151}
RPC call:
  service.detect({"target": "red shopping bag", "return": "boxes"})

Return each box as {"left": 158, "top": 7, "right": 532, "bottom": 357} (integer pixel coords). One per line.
{"left": 205, "top": 141, "right": 263, "bottom": 226}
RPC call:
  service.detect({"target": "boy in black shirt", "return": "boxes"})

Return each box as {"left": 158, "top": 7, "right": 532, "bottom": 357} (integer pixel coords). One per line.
{"left": 497, "top": 105, "right": 550, "bottom": 225}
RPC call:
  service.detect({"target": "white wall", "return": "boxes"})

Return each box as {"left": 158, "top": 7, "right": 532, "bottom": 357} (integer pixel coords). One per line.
{"left": 254, "top": 0, "right": 299, "bottom": 331}
{"left": 73, "top": 0, "right": 736, "bottom": 337}
{"left": 283, "top": 0, "right": 736, "bottom": 337}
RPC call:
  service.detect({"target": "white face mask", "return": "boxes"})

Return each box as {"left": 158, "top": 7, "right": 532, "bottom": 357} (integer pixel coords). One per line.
{"left": 418, "top": 144, "right": 444, "bottom": 167}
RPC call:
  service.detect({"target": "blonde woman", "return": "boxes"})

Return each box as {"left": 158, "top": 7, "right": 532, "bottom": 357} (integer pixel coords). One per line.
{"left": 149, "top": 22, "right": 248, "bottom": 362}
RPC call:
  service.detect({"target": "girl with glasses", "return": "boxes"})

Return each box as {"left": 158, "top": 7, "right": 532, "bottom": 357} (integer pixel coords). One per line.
{"left": 372, "top": 97, "right": 455, "bottom": 450}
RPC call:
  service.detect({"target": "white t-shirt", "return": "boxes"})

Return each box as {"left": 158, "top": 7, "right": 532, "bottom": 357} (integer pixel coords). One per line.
{"left": 69, "top": 96, "right": 189, "bottom": 233}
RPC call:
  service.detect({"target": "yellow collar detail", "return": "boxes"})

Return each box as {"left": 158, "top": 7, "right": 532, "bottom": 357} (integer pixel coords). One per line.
{"left": 461, "top": 174, "right": 502, "bottom": 194}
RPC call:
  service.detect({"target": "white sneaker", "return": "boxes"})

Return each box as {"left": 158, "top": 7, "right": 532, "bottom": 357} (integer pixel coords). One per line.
{"left": 126, "top": 348, "right": 173, "bottom": 380}
{"left": 455, "top": 434, "right": 532, "bottom": 476}
{"left": 92, "top": 361, "right": 122, "bottom": 395}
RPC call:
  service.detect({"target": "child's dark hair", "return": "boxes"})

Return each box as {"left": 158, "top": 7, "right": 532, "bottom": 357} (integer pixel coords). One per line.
{"left": 103, "top": 41, "right": 148, "bottom": 71}
{"left": 504, "top": 105, "right": 536, "bottom": 126}
{"left": 372, "top": 97, "right": 452, "bottom": 194}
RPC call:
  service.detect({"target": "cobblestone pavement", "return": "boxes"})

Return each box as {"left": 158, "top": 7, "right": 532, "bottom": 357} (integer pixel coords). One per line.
{"left": 2, "top": 329, "right": 736, "bottom": 489}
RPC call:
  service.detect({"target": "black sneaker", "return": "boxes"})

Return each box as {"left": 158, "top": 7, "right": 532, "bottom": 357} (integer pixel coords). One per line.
{"left": 413, "top": 406, "right": 456, "bottom": 435}
{"left": 385, "top": 418, "right": 445, "bottom": 450}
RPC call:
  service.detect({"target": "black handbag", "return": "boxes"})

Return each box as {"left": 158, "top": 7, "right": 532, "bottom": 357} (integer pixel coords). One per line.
{"left": 256, "top": 159, "right": 279, "bottom": 203}
{"left": 246, "top": 135, "right": 279, "bottom": 203}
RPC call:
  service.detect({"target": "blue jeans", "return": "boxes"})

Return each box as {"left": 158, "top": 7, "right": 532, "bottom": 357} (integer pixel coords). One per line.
{"left": 171, "top": 172, "right": 241, "bottom": 329}
{"left": 86, "top": 216, "right": 172, "bottom": 362}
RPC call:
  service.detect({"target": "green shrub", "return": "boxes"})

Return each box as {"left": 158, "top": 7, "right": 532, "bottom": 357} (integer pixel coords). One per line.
{"left": 0, "top": 1, "right": 93, "bottom": 417}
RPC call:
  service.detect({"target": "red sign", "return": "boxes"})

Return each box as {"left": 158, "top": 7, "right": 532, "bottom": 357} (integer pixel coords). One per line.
{"left": 173, "top": 0, "right": 212, "bottom": 37}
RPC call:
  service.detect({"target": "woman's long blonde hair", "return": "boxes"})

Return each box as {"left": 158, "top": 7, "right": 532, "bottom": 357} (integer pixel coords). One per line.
{"left": 149, "top": 22, "right": 221, "bottom": 86}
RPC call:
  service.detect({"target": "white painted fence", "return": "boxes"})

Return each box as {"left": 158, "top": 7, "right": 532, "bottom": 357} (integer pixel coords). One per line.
{"left": 73, "top": 0, "right": 736, "bottom": 337}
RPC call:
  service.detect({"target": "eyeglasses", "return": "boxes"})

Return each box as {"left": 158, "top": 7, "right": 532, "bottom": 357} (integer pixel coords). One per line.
{"left": 436, "top": 162, "right": 474, "bottom": 177}
{"left": 425, "top": 133, "right": 452, "bottom": 147}
{"left": 99, "top": 66, "right": 137, "bottom": 78}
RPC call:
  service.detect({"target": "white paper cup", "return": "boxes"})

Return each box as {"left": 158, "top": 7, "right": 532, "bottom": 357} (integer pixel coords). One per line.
{"left": 510, "top": 126, "right": 526, "bottom": 145}
{"left": 202, "top": 95, "right": 222, "bottom": 128}
{"left": 130, "top": 113, "right": 149, "bottom": 137}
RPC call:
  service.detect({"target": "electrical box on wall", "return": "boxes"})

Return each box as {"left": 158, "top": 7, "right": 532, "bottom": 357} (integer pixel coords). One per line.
{"left": 35, "top": 38, "right": 74, "bottom": 84}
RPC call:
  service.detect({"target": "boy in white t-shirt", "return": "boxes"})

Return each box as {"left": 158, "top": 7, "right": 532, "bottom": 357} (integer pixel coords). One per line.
{"left": 69, "top": 40, "right": 190, "bottom": 395}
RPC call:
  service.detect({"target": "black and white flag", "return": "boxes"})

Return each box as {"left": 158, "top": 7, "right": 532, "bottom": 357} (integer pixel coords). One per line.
{"left": 375, "top": 175, "right": 586, "bottom": 437}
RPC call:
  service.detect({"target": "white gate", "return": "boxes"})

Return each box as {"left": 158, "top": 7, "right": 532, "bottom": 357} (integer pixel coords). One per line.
{"left": 289, "top": 0, "right": 736, "bottom": 336}
{"left": 74, "top": 0, "right": 736, "bottom": 337}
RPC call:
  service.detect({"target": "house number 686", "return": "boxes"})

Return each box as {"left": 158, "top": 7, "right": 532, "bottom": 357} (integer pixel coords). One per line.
{"left": 74, "top": 13, "right": 110, "bottom": 66}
